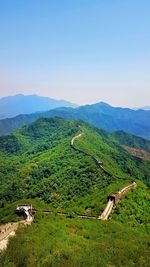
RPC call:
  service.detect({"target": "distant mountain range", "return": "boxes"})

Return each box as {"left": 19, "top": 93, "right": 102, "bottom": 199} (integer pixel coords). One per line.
{"left": 0, "top": 101, "right": 150, "bottom": 140}
{"left": 0, "top": 94, "right": 77, "bottom": 119}
{"left": 134, "top": 106, "right": 150, "bottom": 111}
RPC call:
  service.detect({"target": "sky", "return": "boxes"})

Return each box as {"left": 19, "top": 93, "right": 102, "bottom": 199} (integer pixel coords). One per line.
{"left": 0, "top": 0, "right": 150, "bottom": 107}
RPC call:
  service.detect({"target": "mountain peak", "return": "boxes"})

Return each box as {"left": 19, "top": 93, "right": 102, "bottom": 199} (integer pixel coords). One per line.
{"left": 95, "top": 102, "right": 111, "bottom": 107}
{"left": 0, "top": 94, "right": 77, "bottom": 119}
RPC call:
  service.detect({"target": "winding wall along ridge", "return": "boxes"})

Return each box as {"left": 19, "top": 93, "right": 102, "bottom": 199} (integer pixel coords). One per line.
{"left": 70, "top": 132, "right": 137, "bottom": 220}
{"left": 70, "top": 133, "right": 112, "bottom": 176}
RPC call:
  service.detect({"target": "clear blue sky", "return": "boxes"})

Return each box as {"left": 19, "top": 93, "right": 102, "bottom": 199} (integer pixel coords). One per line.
{"left": 0, "top": 0, "right": 150, "bottom": 107}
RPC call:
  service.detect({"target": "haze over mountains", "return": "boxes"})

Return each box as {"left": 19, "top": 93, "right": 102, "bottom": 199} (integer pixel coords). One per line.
{"left": 0, "top": 95, "right": 150, "bottom": 140}
{"left": 134, "top": 106, "right": 150, "bottom": 111}
{"left": 0, "top": 94, "right": 77, "bottom": 119}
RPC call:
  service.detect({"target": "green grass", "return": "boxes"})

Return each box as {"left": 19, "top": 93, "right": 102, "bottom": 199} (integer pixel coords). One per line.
{"left": 0, "top": 213, "right": 150, "bottom": 267}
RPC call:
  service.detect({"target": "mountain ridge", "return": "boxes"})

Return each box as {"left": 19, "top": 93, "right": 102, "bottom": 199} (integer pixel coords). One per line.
{"left": 0, "top": 117, "right": 150, "bottom": 266}
{"left": 0, "top": 117, "right": 149, "bottom": 200}
{"left": 0, "top": 94, "right": 77, "bottom": 119}
{"left": 0, "top": 101, "right": 150, "bottom": 140}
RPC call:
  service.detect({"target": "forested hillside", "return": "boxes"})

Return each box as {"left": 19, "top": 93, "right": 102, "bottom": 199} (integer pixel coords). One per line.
{"left": 0, "top": 118, "right": 150, "bottom": 266}
{"left": 0, "top": 117, "right": 150, "bottom": 206}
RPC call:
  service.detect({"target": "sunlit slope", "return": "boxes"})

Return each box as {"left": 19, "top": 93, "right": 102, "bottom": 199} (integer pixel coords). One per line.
{"left": 1, "top": 214, "right": 150, "bottom": 267}
{"left": 0, "top": 118, "right": 149, "bottom": 223}
{"left": 76, "top": 124, "right": 150, "bottom": 185}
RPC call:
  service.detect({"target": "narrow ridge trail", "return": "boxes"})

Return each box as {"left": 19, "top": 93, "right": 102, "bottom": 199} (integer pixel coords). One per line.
{"left": 70, "top": 132, "right": 112, "bottom": 177}
{"left": 70, "top": 132, "right": 137, "bottom": 221}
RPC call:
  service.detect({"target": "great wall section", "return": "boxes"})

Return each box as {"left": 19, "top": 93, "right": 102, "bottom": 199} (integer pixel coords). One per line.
{"left": 98, "top": 182, "right": 137, "bottom": 220}
{"left": 0, "top": 205, "right": 34, "bottom": 251}
{"left": 70, "top": 132, "right": 137, "bottom": 221}
{"left": 0, "top": 131, "right": 137, "bottom": 251}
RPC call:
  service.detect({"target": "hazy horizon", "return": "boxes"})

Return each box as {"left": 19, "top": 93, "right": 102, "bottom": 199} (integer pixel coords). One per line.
{"left": 0, "top": 93, "right": 149, "bottom": 109}
{"left": 0, "top": 1, "right": 150, "bottom": 108}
